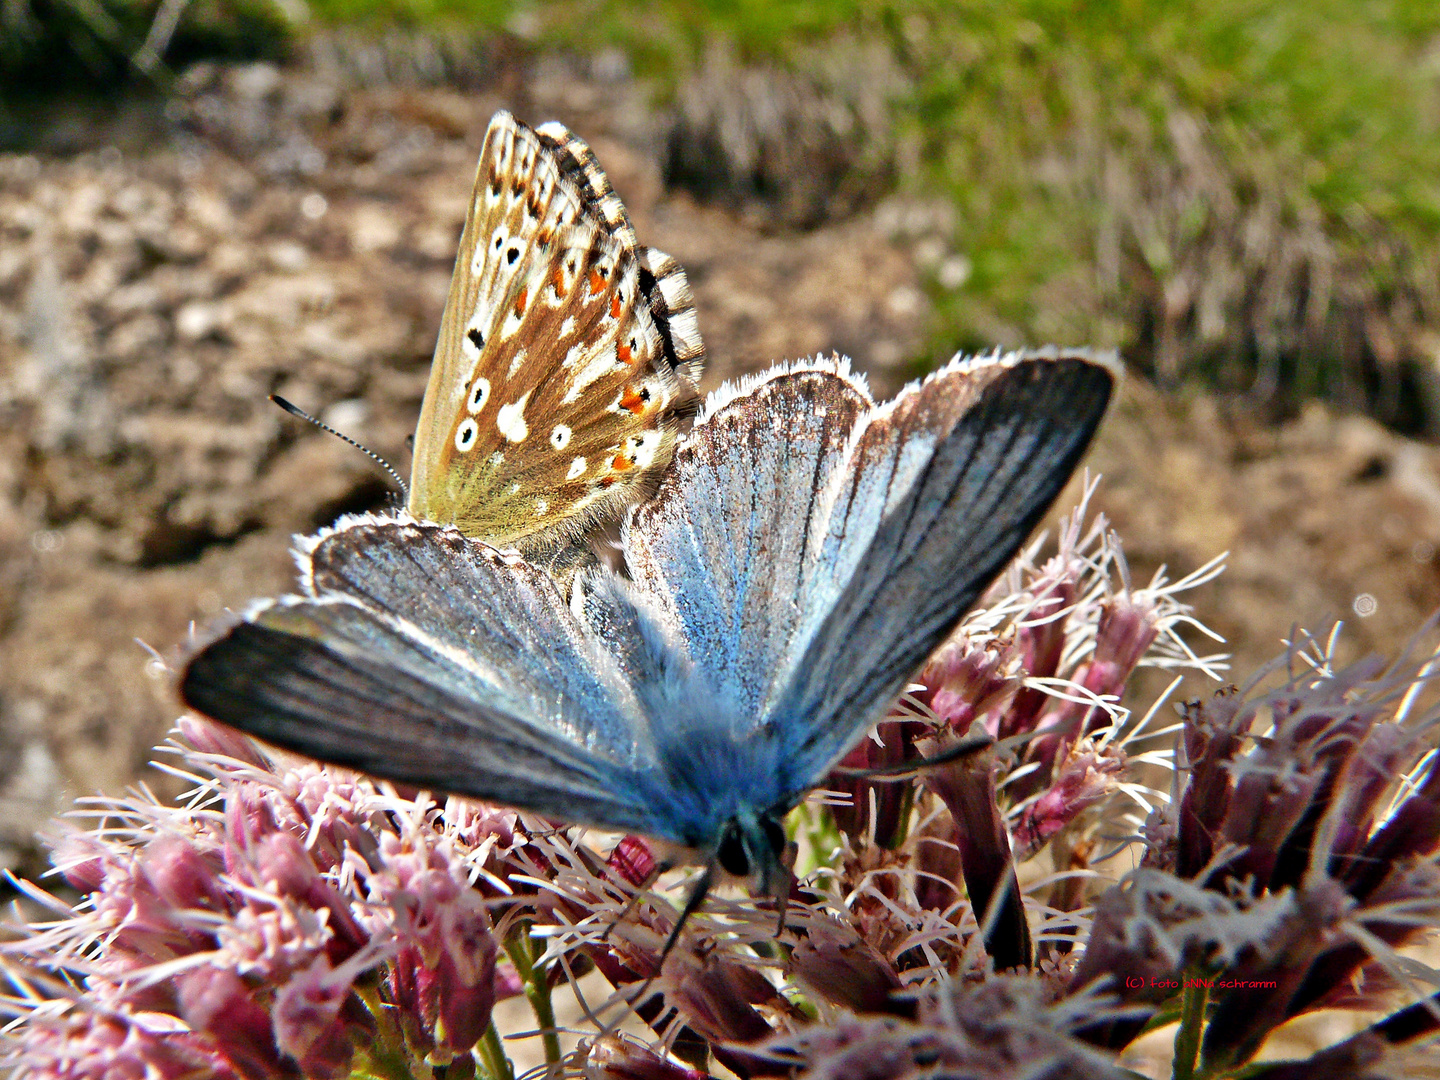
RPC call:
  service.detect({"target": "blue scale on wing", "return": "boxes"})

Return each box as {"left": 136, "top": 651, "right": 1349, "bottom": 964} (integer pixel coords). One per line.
{"left": 617, "top": 353, "right": 1116, "bottom": 809}
{"left": 622, "top": 369, "right": 868, "bottom": 726}
{"left": 301, "top": 518, "right": 653, "bottom": 764}
{"left": 182, "top": 516, "right": 666, "bottom": 833}
{"left": 774, "top": 356, "right": 1117, "bottom": 784}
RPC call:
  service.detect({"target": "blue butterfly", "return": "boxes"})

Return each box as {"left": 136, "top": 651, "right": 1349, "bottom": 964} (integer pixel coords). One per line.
{"left": 180, "top": 349, "right": 1117, "bottom": 899}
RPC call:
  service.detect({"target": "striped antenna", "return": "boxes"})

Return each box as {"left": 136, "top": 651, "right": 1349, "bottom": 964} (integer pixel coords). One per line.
{"left": 270, "top": 395, "right": 409, "bottom": 498}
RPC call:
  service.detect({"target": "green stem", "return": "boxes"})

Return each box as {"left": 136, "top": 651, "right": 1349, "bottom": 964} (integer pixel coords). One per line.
{"left": 475, "top": 1019, "right": 514, "bottom": 1080}
{"left": 1172, "top": 973, "right": 1209, "bottom": 1080}
{"left": 505, "top": 926, "right": 563, "bottom": 1072}
{"left": 884, "top": 782, "right": 916, "bottom": 850}
{"left": 353, "top": 982, "right": 424, "bottom": 1080}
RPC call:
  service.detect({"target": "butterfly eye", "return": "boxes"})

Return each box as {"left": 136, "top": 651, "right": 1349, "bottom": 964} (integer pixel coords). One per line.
{"left": 550, "top": 424, "right": 572, "bottom": 450}
{"left": 717, "top": 824, "right": 749, "bottom": 876}
{"left": 454, "top": 418, "right": 479, "bottom": 453}
{"left": 467, "top": 377, "right": 490, "bottom": 414}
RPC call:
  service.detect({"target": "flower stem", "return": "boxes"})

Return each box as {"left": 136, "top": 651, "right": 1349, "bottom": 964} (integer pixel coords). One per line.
{"left": 475, "top": 1020, "right": 514, "bottom": 1080}
{"left": 354, "top": 982, "right": 426, "bottom": 1080}
{"left": 506, "top": 925, "right": 563, "bottom": 1072}
{"left": 1171, "top": 974, "right": 1209, "bottom": 1080}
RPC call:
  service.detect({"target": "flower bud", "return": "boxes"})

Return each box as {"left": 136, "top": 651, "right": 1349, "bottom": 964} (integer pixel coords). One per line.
{"left": 789, "top": 917, "right": 905, "bottom": 1015}
{"left": 586, "top": 1034, "right": 710, "bottom": 1080}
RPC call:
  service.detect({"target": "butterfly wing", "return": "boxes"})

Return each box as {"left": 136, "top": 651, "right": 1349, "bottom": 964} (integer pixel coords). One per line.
{"left": 533, "top": 121, "right": 705, "bottom": 378}
{"left": 619, "top": 362, "right": 874, "bottom": 718}
{"left": 408, "top": 112, "right": 703, "bottom": 552}
{"left": 772, "top": 350, "right": 1117, "bottom": 781}
{"left": 179, "top": 515, "right": 667, "bottom": 833}
{"left": 622, "top": 350, "right": 1118, "bottom": 802}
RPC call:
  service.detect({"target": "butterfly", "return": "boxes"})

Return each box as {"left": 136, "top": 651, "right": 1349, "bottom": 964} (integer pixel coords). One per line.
{"left": 182, "top": 348, "right": 1117, "bottom": 904}
{"left": 407, "top": 111, "right": 704, "bottom": 554}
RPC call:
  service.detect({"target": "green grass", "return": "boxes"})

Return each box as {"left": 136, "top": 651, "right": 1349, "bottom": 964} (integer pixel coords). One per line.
{"left": 7, "top": 0, "right": 1440, "bottom": 421}
{"left": 549, "top": 0, "right": 1440, "bottom": 407}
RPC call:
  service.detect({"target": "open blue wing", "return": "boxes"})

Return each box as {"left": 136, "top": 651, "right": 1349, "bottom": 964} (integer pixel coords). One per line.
{"left": 620, "top": 364, "right": 870, "bottom": 721}
{"left": 180, "top": 514, "right": 667, "bottom": 835}
{"left": 621, "top": 350, "right": 1118, "bottom": 803}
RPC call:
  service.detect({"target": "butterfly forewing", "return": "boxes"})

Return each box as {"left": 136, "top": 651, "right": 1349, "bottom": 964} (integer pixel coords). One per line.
{"left": 776, "top": 352, "right": 1119, "bottom": 778}
{"left": 409, "top": 112, "right": 703, "bottom": 552}
{"left": 620, "top": 350, "right": 1119, "bottom": 800}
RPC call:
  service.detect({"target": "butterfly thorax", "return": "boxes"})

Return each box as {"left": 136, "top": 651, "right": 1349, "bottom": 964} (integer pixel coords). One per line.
{"left": 635, "top": 721, "right": 803, "bottom": 865}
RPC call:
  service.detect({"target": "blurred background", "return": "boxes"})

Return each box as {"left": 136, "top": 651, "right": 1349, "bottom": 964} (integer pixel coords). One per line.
{"left": 2, "top": 0, "right": 1440, "bottom": 876}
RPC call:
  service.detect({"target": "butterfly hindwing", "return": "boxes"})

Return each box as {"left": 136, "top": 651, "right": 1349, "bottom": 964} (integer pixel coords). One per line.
{"left": 408, "top": 112, "right": 703, "bottom": 553}
{"left": 180, "top": 516, "right": 666, "bottom": 834}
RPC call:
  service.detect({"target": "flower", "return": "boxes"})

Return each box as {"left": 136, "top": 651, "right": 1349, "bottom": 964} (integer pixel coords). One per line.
{"left": 2, "top": 725, "right": 521, "bottom": 1079}
{"left": 7, "top": 488, "right": 1438, "bottom": 1080}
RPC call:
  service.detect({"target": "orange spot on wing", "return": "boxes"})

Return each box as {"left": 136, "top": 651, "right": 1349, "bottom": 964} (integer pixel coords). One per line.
{"left": 551, "top": 265, "right": 567, "bottom": 298}
{"left": 617, "top": 342, "right": 633, "bottom": 363}
{"left": 513, "top": 288, "right": 529, "bottom": 318}
{"left": 589, "top": 268, "right": 605, "bottom": 294}
{"left": 612, "top": 455, "right": 633, "bottom": 471}
{"left": 619, "top": 389, "right": 644, "bottom": 414}
{"left": 610, "top": 294, "right": 622, "bottom": 319}
{"left": 599, "top": 476, "right": 617, "bottom": 489}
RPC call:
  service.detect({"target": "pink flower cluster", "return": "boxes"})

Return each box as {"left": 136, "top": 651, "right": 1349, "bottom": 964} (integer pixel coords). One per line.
{"left": 4, "top": 719, "right": 521, "bottom": 1079}
{"left": 6, "top": 492, "right": 1440, "bottom": 1080}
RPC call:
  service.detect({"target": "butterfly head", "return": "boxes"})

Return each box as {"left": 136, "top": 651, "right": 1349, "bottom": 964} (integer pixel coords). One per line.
{"left": 713, "top": 806, "right": 792, "bottom": 900}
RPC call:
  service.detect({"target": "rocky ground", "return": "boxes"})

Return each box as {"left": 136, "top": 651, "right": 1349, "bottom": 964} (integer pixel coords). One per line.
{"left": 2, "top": 52, "right": 1439, "bottom": 876}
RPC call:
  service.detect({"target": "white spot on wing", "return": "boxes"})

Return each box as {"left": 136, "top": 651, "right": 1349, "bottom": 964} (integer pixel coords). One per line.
{"left": 467, "top": 377, "right": 490, "bottom": 414}
{"left": 563, "top": 344, "right": 619, "bottom": 404}
{"left": 496, "top": 391, "right": 532, "bottom": 443}
{"left": 567, "top": 456, "right": 587, "bottom": 480}
{"left": 550, "top": 424, "right": 572, "bottom": 450}
{"left": 507, "top": 348, "right": 527, "bottom": 378}
{"left": 628, "top": 430, "right": 662, "bottom": 470}
{"left": 656, "top": 271, "right": 692, "bottom": 309}
{"left": 667, "top": 308, "right": 701, "bottom": 349}
{"left": 535, "top": 498, "right": 549, "bottom": 515}
{"left": 461, "top": 320, "right": 483, "bottom": 360}
{"left": 454, "top": 418, "right": 479, "bottom": 453}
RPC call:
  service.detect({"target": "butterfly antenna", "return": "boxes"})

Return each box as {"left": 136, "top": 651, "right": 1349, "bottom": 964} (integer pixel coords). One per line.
{"left": 270, "top": 395, "right": 409, "bottom": 498}
{"left": 618, "top": 865, "right": 714, "bottom": 1021}
{"left": 831, "top": 730, "right": 996, "bottom": 782}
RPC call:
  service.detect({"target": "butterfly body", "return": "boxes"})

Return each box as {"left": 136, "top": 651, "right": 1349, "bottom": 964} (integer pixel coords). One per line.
{"left": 408, "top": 111, "right": 704, "bottom": 553}
{"left": 183, "top": 350, "right": 1118, "bottom": 896}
